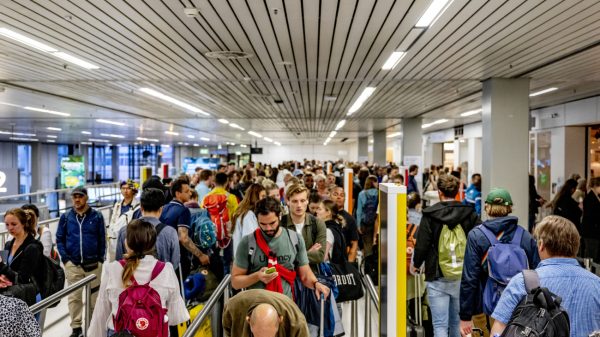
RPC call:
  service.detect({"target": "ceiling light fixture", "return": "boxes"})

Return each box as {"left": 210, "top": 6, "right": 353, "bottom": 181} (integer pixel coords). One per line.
{"left": 263, "top": 137, "right": 273, "bottom": 142}
{"left": 88, "top": 138, "right": 109, "bottom": 143}
{"left": 382, "top": 52, "right": 407, "bottom": 70}
{"left": 248, "top": 131, "right": 262, "bottom": 138}
{"left": 240, "top": 144, "right": 248, "bottom": 148}
{"left": 329, "top": 131, "right": 337, "bottom": 138}
{"left": 81, "top": 131, "right": 92, "bottom": 135}
{"left": 347, "top": 87, "right": 376, "bottom": 116}
{"left": 218, "top": 119, "right": 229, "bottom": 124}
{"left": 530, "top": 87, "right": 558, "bottom": 97}
{"left": 193, "top": 144, "right": 199, "bottom": 147}
{"left": 100, "top": 133, "right": 125, "bottom": 139}
{"left": 0, "top": 28, "right": 57, "bottom": 52}
{"left": 460, "top": 109, "right": 481, "bottom": 117}
{"left": 422, "top": 118, "right": 449, "bottom": 129}
{"left": 274, "top": 141, "right": 281, "bottom": 146}
{"left": 161, "top": 144, "right": 170, "bottom": 147}
{"left": 0, "top": 130, "right": 36, "bottom": 137}
{"left": 139, "top": 88, "right": 210, "bottom": 116}
{"left": 187, "top": 135, "right": 195, "bottom": 139}
{"left": 229, "top": 123, "right": 245, "bottom": 130}
{"left": 96, "top": 119, "right": 125, "bottom": 126}
{"left": 10, "top": 137, "right": 38, "bottom": 142}
{"left": 47, "top": 135, "right": 57, "bottom": 138}
{"left": 24, "top": 106, "right": 70, "bottom": 117}
{"left": 177, "top": 142, "right": 184, "bottom": 145}
{"left": 164, "top": 131, "right": 179, "bottom": 136}
{"left": 52, "top": 52, "right": 99, "bottom": 69}
{"left": 47, "top": 139, "right": 55, "bottom": 143}
{"left": 81, "top": 141, "right": 92, "bottom": 145}
{"left": 387, "top": 132, "right": 402, "bottom": 138}
{"left": 47, "top": 127, "right": 62, "bottom": 131}
{"left": 415, "top": 0, "right": 454, "bottom": 28}
{"left": 200, "top": 137, "right": 210, "bottom": 141}
{"left": 335, "top": 120, "right": 347, "bottom": 131}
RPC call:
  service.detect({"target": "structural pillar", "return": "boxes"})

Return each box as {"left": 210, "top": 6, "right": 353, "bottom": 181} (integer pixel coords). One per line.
{"left": 373, "top": 130, "right": 387, "bottom": 165}
{"left": 402, "top": 118, "right": 424, "bottom": 188}
{"left": 111, "top": 146, "right": 119, "bottom": 182}
{"left": 482, "top": 78, "right": 530, "bottom": 223}
{"left": 358, "top": 136, "right": 369, "bottom": 163}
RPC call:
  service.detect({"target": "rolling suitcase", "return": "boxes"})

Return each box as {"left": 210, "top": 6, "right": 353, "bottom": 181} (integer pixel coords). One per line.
{"left": 407, "top": 274, "right": 425, "bottom": 337}
{"left": 319, "top": 294, "right": 325, "bottom": 337}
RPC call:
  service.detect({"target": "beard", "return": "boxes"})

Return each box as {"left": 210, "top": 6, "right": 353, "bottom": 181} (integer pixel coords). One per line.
{"left": 261, "top": 224, "right": 279, "bottom": 238}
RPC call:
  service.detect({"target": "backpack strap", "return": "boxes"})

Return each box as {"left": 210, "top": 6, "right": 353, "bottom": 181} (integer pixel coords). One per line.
{"left": 155, "top": 223, "right": 167, "bottom": 237}
{"left": 510, "top": 226, "right": 524, "bottom": 246}
{"left": 150, "top": 261, "right": 166, "bottom": 281}
{"left": 479, "top": 225, "right": 504, "bottom": 266}
{"left": 522, "top": 269, "right": 540, "bottom": 292}
{"left": 247, "top": 232, "right": 257, "bottom": 271}
{"left": 285, "top": 228, "right": 300, "bottom": 269}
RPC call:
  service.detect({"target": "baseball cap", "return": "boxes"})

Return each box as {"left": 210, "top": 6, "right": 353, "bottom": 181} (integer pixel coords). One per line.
{"left": 485, "top": 188, "right": 513, "bottom": 206}
{"left": 71, "top": 186, "right": 88, "bottom": 197}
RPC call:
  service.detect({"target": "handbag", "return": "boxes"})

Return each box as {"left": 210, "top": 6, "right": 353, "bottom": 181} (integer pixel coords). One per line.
{"left": 329, "top": 261, "right": 364, "bottom": 302}
{"left": 0, "top": 282, "right": 38, "bottom": 306}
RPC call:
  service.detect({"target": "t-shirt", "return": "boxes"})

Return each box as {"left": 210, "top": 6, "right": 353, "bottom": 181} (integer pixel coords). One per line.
{"left": 339, "top": 209, "right": 359, "bottom": 248}
{"left": 294, "top": 223, "right": 304, "bottom": 235}
{"left": 234, "top": 229, "right": 309, "bottom": 298}
{"left": 326, "top": 228, "right": 334, "bottom": 260}
{"left": 159, "top": 200, "right": 192, "bottom": 230}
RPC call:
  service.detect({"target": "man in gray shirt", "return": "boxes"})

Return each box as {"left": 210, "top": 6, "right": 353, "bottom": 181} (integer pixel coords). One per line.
{"left": 116, "top": 188, "right": 180, "bottom": 268}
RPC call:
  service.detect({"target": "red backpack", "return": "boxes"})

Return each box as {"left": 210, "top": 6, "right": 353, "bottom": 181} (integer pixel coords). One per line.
{"left": 113, "top": 260, "right": 168, "bottom": 337}
{"left": 203, "top": 193, "right": 232, "bottom": 248}
{"left": 406, "top": 223, "right": 417, "bottom": 275}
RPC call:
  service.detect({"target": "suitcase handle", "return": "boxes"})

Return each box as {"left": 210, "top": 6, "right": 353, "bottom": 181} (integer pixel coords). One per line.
{"left": 415, "top": 273, "right": 422, "bottom": 326}
{"left": 320, "top": 293, "right": 325, "bottom": 337}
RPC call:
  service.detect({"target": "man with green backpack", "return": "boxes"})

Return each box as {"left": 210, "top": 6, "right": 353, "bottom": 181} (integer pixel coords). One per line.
{"left": 411, "top": 174, "right": 480, "bottom": 337}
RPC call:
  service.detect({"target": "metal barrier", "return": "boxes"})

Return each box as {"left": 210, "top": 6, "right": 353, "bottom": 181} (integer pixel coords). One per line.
{"left": 30, "top": 274, "right": 97, "bottom": 337}
{"left": 182, "top": 274, "right": 231, "bottom": 337}
{"left": 362, "top": 274, "right": 379, "bottom": 337}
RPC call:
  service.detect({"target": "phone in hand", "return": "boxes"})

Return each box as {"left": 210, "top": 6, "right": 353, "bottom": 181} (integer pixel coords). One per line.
{"left": 264, "top": 267, "right": 277, "bottom": 274}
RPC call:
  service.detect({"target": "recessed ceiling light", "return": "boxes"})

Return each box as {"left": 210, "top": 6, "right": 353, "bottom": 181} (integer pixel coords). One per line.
{"left": 81, "top": 141, "right": 92, "bottom": 145}
{"left": 96, "top": 119, "right": 125, "bottom": 126}
{"left": 347, "top": 87, "right": 376, "bottom": 116}
{"left": 140, "top": 87, "right": 210, "bottom": 116}
{"left": 47, "top": 127, "right": 62, "bottom": 131}
{"left": 415, "top": 0, "right": 454, "bottom": 28}
{"left": 229, "top": 123, "right": 245, "bottom": 130}
{"left": 81, "top": 131, "right": 92, "bottom": 135}
{"left": 161, "top": 144, "right": 170, "bottom": 147}
{"left": 187, "top": 135, "right": 195, "bottom": 139}
{"left": 240, "top": 144, "right": 248, "bottom": 148}
{"left": 200, "top": 137, "right": 210, "bottom": 141}
{"left": 422, "top": 119, "right": 449, "bottom": 129}
{"left": 387, "top": 132, "right": 402, "bottom": 138}
{"left": 52, "top": 52, "right": 99, "bottom": 69}
{"left": 184, "top": 142, "right": 190, "bottom": 146}
{"left": 218, "top": 119, "right": 229, "bottom": 124}
{"left": 248, "top": 131, "right": 262, "bottom": 138}
{"left": 324, "top": 95, "right": 337, "bottom": 102}
{"left": 530, "top": 87, "right": 558, "bottom": 97}
{"left": 274, "top": 141, "right": 281, "bottom": 146}
{"left": 10, "top": 137, "right": 38, "bottom": 142}
{"left": 263, "top": 137, "right": 273, "bottom": 142}
{"left": 460, "top": 109, "right": 481, "bottom": 117}
{"left": 329, "top": 131, "right": 337, "bottom": 138}
{"left": 47, "top": 139, "right": 55, "bottom": 143}
{"left": 165, "top": 131, "right": 179, "bottom": 136}
{"left": 88, "top": 138, "right": 109, "bottom": 143}
{"left": 382, "top": 52, "right": 407, "bottom": 70}
{"left": 193, "top": 144, "right": 199, "bottom": 147}
{"left": 0, "top": 130, "right": 36, "bottom": 137}
{"left": 335, "top": 120, "right": 346, "bottom": 131}
{"left": 177, "top": 142, "right": 184, "bottom": 145}
{"left": 24, "top": 106, "right": 70, "bottom": 117}
{"left": 136, "top": 137, "right": 159, "bottom": 142}
{"left": 100, "top": 133, "right": 125, "bottom": 139}
{"left": 47, "top": 135, "right": 57, "bottom": 138}
{"left": 0, "top": 28, "right": 58, "bottom": 53}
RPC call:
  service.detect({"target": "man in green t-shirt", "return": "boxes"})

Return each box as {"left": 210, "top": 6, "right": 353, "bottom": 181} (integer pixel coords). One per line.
{"left": 232, "top": 197, "right": 330, "bottom": 300}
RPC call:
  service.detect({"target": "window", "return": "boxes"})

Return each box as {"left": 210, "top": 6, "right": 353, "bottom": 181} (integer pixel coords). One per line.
{"left": 17, "top": 144, "right": 31, "bottom": 194}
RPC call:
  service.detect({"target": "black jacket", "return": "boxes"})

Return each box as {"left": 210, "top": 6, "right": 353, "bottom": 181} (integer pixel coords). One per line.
{"left": 412, "top": 201, "right": 480, "bottom": 281}
{"left": 553, "top": 195, "right": 582, "bottom": 229}
{"left": 581, "top": 191, "right": 600, "bottom": 239}
{"left": 0, "top": 234, "right": 44, "bottom": 286}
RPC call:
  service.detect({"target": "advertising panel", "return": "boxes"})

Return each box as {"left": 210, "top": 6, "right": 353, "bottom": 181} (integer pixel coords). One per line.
{"left": 182, "top": 157, "right": 221, "bottom": 175}
{"left": 60, "top": 156, "right": 85, "bottom": 188}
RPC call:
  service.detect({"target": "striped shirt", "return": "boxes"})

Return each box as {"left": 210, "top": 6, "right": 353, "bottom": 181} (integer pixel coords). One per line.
{"left": 492, "top": 258, "right": 600, "bottom": 337}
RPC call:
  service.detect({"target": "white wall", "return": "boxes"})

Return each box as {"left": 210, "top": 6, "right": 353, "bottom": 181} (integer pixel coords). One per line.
{"left": 252, "top": 142, "right": 358, "bottom": 165}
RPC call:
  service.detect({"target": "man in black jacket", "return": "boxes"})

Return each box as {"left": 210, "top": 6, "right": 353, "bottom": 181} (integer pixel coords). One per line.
{"left": 411, "top": 174, "right": 480, "bottom": 337}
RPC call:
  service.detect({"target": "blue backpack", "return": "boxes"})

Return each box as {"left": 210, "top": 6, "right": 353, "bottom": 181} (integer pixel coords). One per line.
{"left": 361, "top": 192, "right": 378, "bottom": 228}
{"left": 480, "top": 225, "right": 529, "bottom": 315}
{"left": 190, "top": 209, "right": 217, "bottom": 249}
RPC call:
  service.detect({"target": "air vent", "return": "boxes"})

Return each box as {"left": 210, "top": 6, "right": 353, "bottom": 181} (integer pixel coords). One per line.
{"left": 205, "top": 51, "right": 253, "bottom": 60}
{"left": 341, "top": 137, "right": 349, "bottom": 142}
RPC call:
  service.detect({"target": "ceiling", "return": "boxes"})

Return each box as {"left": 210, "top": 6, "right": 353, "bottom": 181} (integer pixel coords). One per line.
{"left": 0, "top": 0, "right": 599, "bottom": 146}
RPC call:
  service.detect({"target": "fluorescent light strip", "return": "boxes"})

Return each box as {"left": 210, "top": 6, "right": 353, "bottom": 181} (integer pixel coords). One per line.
{"left": 81, "top": 142, "right": 92, "bottom": 145}
{"left": 240, "top": 144, "right": 248, "bottom": 148}
{"left": 248, "top": 131, "right": 262, "bottom": 138}
{"left": 187, "top": 135, "right": 195, "bottom": 139}
{"left": 347, "top": 87, "right": 376, "bottom": 115}
{"left": 387, "top": 132, "right": 402, "bottom": 138}
{"left": 81, "top": 131, "right": 92, "bottom": 135}
{"left": 47, "top": 139, "right": 55, "bottom": 143}
{"left": 329, "top": 131, "right": 337, "bottom": 138}
{"left": 382, "top": 52, "right": 407, "bottom": 70}
{"left": 422, "top": 119, "right": 449, "bottom": 129}
{"left": 0, "top": 130, "right": 36, "bottom": 137}
{"left": 0, "top": 28, "right": 57, "bottom": 53}
{"left": 460, "top": 109, "right": 481, "bottom": 117}
{"left": 177, "top": 142, "right": 184, "bottom": 145}
{"left": 274, "top": 141, "right": 281, "bottom": 146}
{"left": 10, "top": 137, "right": 38, "bottom": 142}
{"left": 335, "top": 120, "right": 347, "bottom": 131}
{"left": 139, "top": 88, "right": 210, "bottom": 116}
{"left": 165, "top": 131, "right": 179, "bottom": 136}
{"left": 229, "top": 123, "right": 245, "bottom": 130}
{"left": 96, "top": 119, "right": 125, "bottom": 126}
{"left": 200, "top": 137, "right": 210, "bottom": 141}
{"left": 415, "top": 0, "right": 453, "bottom": 28}
{"left": 100, "top": 133, "right": 125, "bottom": 139}
{"left": 530, "top": 87, "right": 558, "bottom": 97}
{"left": 47, "top": 135, "right": 57, "bottom": 138}
{"left": 263, "top": 137, "right": 273, "bottom": 142}
{"left": 24, "top": 106, "right": 70, "bottom": 117}
{"left": 52, "top": 52, "right": 99, "bottom": 69}
{"left": 47, "top": 127, "right": 62, "bottom": 131}
{"left": 88, "top": 138, "right": 109, "bottom": 143}
{"left": 193, "top": 144, "right": 199, "bottom": 147}
{"left": 161, "top": 144, "right": 170, "bottom": 147}
{"left": 218, "top": 119, "right": 229, "bottom": 124}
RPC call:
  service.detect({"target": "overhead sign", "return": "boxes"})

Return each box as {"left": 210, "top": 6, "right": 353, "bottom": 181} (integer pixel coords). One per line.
{"left": 250, "top": 147, "right": 263, "bottom": 154}
{"left": 60, "top": 156, "right": 85, "bottom": 188}
{"left": 0, "top": 168, "right": 19, "bottom": 196}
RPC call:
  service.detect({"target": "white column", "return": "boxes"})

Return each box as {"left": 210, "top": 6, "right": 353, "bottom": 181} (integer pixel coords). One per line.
{"left": 358, "top": 137, "right": 369, "bottom": 163}
{"left": 373, "top": 130, "right": 387, "bottom": 165}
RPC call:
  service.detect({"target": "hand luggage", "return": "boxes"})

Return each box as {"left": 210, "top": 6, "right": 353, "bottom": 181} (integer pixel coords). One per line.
{"left": 177, "top": 303, "right": 212, "bottom": 337}
{"left": 407, "top": 273, "right": 425, "bottom": 337}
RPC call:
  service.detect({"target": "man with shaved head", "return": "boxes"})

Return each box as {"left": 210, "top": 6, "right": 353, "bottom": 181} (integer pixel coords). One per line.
{"left": 223, "top": 289, "right": 309, "bottom": 337}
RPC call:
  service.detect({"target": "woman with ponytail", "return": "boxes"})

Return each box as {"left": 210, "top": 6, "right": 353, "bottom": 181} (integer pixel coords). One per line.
{"left": 89, "top": 219, "right": 188, "bottom": 337}
{"left": 0, "top": 208, "right": 44, "bottom": 305}
{"left": 316, "top": 200, "right": 347, "bottom": 264}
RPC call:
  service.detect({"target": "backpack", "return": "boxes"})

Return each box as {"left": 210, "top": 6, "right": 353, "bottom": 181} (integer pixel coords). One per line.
{"left": 361, "top": 192, "right": 378, "bottom": 228}
{"left": 203, "top": 193, "right": 232, "bottom": 248}
{"left": 325, "top": 222, "right": 347, "bottom": 265}
{"left": 190, "top": 209, "right": 217, "bottom": 249}
{"left": 113, "top": 260, "right": 168, "bottom": 337}
{"left": 38, "top": 254, "right": 66, "bottom": 308}
{"left": 501, "top": 270, "right": 570, "bottom": 337}
{"left": 480, "top": 225, "right": 529, "bottom": 315}
{"left": 406, "top": 223, "right": 418, "bottom": 275}
{"left": 438, "top": 224, "right": 467, "bottom": 280}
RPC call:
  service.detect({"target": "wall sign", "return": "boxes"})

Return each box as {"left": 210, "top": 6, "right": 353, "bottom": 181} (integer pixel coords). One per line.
{"left": 60, "top": 156, "right": 85, "bottom": 188}
{"left": 0, "top": 168, "right": 19, "bottom": 196}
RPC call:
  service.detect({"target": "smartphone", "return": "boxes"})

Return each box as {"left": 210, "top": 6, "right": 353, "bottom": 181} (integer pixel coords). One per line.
{"left": 264, "top": 267, "right": 277, "bottom": 274}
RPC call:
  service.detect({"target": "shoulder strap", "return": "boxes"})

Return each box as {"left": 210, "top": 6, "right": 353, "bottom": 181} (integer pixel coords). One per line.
{"left": 510, "top": 226, "right": 524, "bottom": 245}
{"left": 479, "top": 224, "right": 499, "bottom": 245}
{"left": 155, "top": 223, "right": 167, "bottom": 237}
{"left": 408, "top": 223, "right": 417, "bottom": 237}
{"left": 285, "top": 229, "right": 300, "bottom": 269}
{"left": 523, "top": 270, "right": 540, "bottom": 292}
{"left": 308, "top": 214, "right": 318, "bottom": 242}
{"left": 247, "top": 231, "right": 258, "bottom": 270}
{"left": 150, "top": 261, "right": 166, "bottom": 281}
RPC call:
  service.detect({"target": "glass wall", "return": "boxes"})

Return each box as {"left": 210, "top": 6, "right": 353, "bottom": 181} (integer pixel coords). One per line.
{"left": 589, "top": 125, "right": 600, "bottom": 178}
{"left": 17, "top": 144, "right": 31, "bottom": 194}
{"left": 87, "top": 146, "right": 112, "bottom": 183}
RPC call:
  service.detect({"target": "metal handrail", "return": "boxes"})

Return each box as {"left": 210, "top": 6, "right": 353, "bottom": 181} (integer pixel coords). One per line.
{"left": 30, "top": 274, "right": 97, "bottom": 337}
{"left": 182, "top": 274, "right": 231, "bottom": 337}
{"left": 364, "top": 274, "right": 379, "bottom": 311}
{"left": 0, "top": 182, "right": 120, "bottom": 201}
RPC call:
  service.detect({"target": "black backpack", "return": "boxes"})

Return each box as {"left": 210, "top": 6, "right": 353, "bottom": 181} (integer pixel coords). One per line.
{"left": 501, "top": 270, "right": 569, "bottom": 337}
{"left": 39, "top": 255, "right": 66, "bottom": 307}
{"left": 325, "top": 221, "right": 347, "bottom": 265}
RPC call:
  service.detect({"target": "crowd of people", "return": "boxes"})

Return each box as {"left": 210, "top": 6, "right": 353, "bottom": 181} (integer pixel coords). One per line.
{"left": 0, "top": 159, "right": 599, "bottom": 337}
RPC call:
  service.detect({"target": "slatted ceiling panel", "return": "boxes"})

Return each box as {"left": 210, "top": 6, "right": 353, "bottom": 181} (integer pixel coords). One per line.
{"left": 284, "top": 0, "right": 309, "bottom": 125}
{"left": 314, "top": 0, "right": 336, "bottom": 122}
{"left": 303, "top": 0, "right": 318, "bottom": 120}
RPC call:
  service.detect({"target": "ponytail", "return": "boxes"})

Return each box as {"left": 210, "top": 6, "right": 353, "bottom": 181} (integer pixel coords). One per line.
{"left": 5, "top": 208, "right": 37, "bottom": 236}
{"left": 122, "top": 253, "right": 143, "bottom": 287}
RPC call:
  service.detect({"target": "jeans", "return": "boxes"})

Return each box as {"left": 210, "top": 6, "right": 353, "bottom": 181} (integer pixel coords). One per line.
{"left": 427, "top": 279, "right": 461, "bottom": 337}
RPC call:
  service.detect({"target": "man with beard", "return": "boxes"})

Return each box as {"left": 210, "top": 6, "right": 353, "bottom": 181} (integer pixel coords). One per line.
{"left": 231, "top": 197, "right": 330, "bottom": 300}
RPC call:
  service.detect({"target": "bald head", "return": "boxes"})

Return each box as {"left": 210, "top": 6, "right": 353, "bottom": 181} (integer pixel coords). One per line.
{"left": 247, "top": 303, "right": 281, "bottom": 337}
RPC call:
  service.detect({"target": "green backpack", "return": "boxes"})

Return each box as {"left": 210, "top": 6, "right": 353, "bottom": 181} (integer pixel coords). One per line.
{"left": 438, "top": 224, "right": 467, "bottom": 280}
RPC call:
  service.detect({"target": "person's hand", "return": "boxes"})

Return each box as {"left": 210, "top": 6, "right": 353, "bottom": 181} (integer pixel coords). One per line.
{"left": 197, "top": 253, "right": 210, "bottom": 265}
{"left": 308, "top": 243, "right": 322, "bottom": 252}
{"left": 357, "top": 227, "right": 364, "bottom": 235}
{"left": 409, "top": 264, "right": 421, "bottom": 275}
{"left": 314, "top": 281, "right": 330, "bottom": 299}
{"left": 257, "top": 267, "right": 278, "bottom": 285}
{"left": 460, "top": 320, "right": 473, "bottom": 337}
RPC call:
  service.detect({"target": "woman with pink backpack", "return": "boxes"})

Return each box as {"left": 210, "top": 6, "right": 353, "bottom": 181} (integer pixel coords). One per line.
{"left": 88, "top": 219, "right": 189, "bottom": 337}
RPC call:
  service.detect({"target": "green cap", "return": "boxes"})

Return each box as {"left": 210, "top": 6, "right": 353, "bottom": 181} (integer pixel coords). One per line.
{"left": 485, "top": 188, "right": 513, "bottom": 206}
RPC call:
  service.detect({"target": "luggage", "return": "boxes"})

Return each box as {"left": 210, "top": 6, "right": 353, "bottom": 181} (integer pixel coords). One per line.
{"left": 438, "top": 223, "right": 467, "bottom": 280}
{"left": 407, "top": 273, "right": 425, "bottom": 337}
{"left": 363, "top": 244, "right": 379, "bottom": 285}
{"left": 177, "top": 303, "right": 212, "bottom": 337}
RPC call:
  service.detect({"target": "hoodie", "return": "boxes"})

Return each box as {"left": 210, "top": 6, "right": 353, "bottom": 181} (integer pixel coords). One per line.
{"left": 459, "top": 216, "right": 540, "bottom": 320}
{"left": 412, "top": 201, "right": 480, "bottom": 282}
